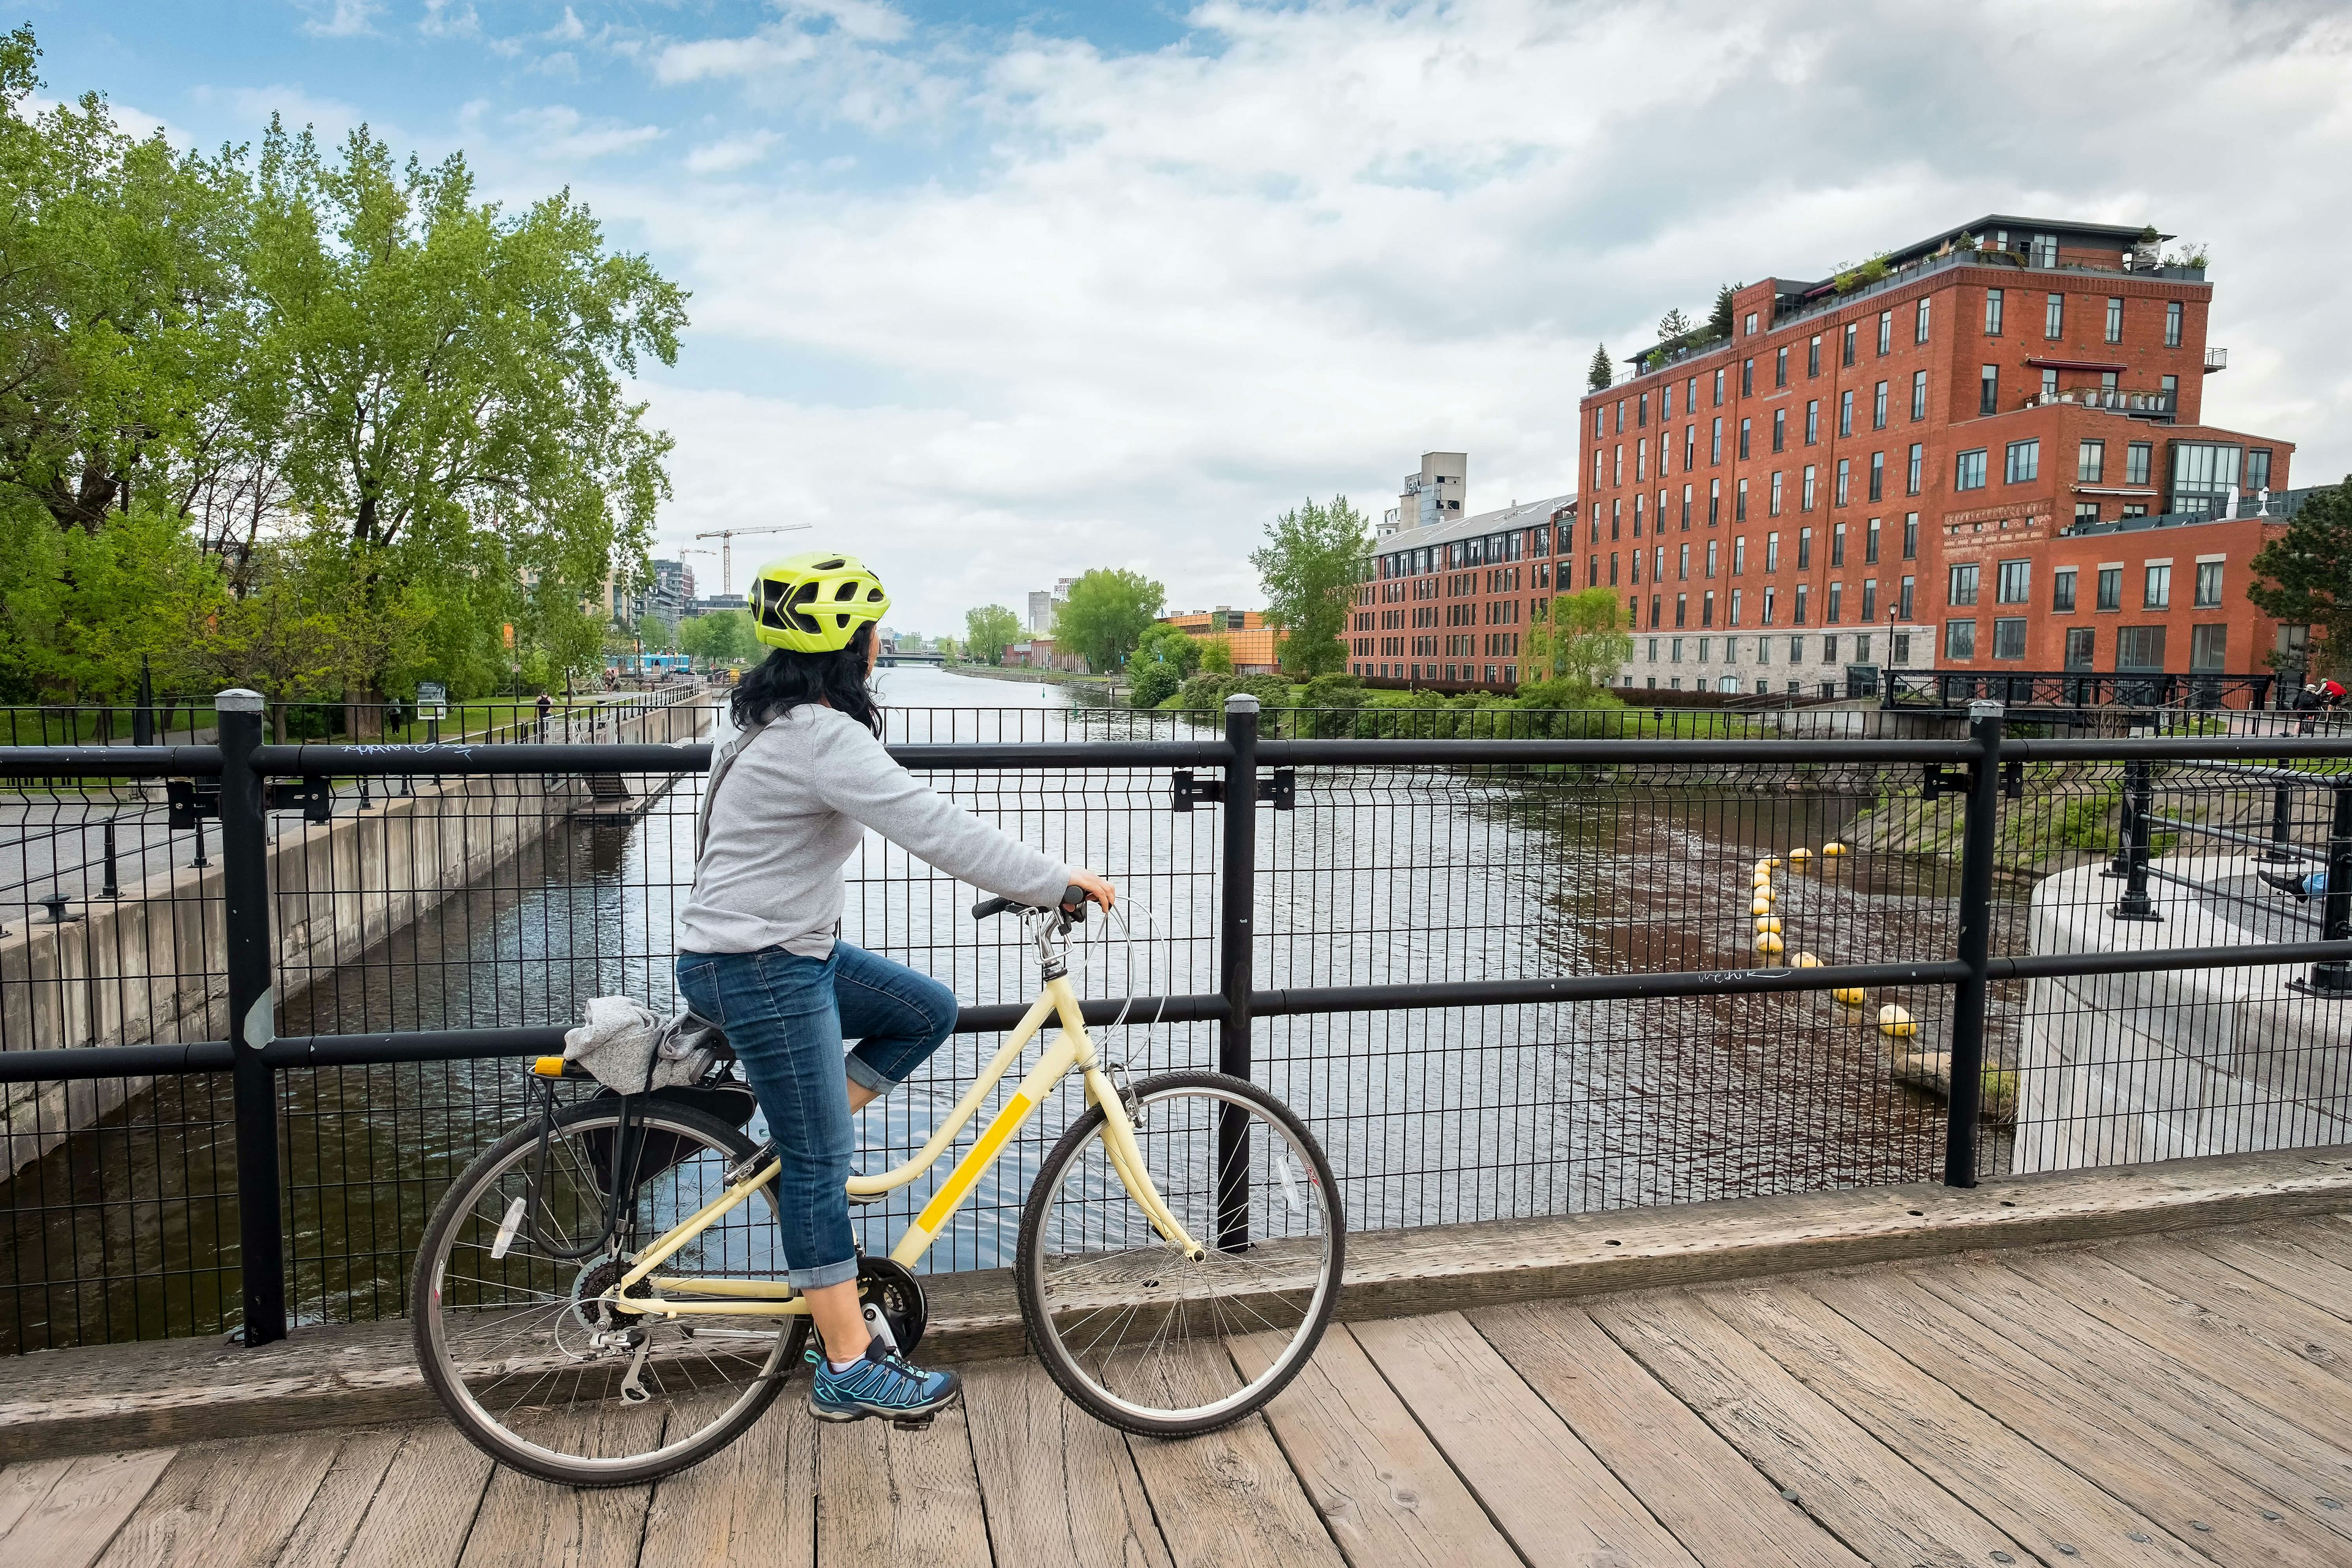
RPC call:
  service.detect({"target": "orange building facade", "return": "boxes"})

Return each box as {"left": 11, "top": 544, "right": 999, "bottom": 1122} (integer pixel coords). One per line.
{"left": 1166, "top": 609, "right": 1283, "bottom": 674}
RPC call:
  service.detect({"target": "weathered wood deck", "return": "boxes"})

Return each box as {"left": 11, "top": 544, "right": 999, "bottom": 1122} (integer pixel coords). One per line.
{"left": 7, "top": 1214, "right": 2351, "bottom": 1567}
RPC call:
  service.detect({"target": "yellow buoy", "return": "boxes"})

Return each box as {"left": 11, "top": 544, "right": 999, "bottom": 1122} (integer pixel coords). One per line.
{"left": 1754, "top": 857, "right": 1781, "bottom": 872}
{"left": 1877, "top": 1003, "right": 1918, "bottom": 1037}
{"left": 1788, "top": 846, "right": 1814, "bottom": 864}
{"left": 1754, "top": 932, "right": 1785, "bottom": 956}
{"left": 1833, "top": 986, "right": 1867, "bottom": 1006}
{"left": 1752, "top": 872, "right": 1774, "bottom": 888}
{"left": 1755, "top": 886, "right": 1775, "bottom": 904}
{"left": 1822, "top": 842, "right": 1847, "bottom": 858}
{"left": 1751, "top": 897, "right": 1773, "bottom": 916}
{"left": 1755, "top": 916, "right": 1782, "bottom": 934}
{"left": 1790, "top": 951, "right": 1820, "bottom": 968}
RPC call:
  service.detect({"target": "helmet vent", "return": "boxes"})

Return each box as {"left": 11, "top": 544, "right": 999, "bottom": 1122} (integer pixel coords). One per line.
{"left": 816, "top": 558, "right": 847, "bottom": 570}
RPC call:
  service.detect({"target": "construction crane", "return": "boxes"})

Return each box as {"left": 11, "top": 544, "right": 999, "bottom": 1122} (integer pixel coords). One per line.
{"left": 675, "top": 546, "right": 716, "bottom": 604}
{"left": 694, "top": 524, "right": 812, "bottom": 599}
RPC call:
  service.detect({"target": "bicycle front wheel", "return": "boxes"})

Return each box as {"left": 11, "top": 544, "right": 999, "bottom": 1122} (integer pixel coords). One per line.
{"left": 410, "top": 1096, "right": 801, "bottom": 1487}
{"left": 1015, "top": 1071, "right": 1343, "bottom": 1436}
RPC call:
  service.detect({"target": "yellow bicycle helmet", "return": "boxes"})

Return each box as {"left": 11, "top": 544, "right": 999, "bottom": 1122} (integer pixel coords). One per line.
{"left": 750, "top": 551, "right": 892, "bottom": 653}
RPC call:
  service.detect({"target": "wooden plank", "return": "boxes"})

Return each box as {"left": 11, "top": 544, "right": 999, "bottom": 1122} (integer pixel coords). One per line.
{"left": 1468, "top": 1303, "right": 1864, "bottom": 1568}
{"left": 1904, "top": 1257, "right": 2352, "bottom": 1505}
{"left": 456, "top": 1403, "right": 665, "bottom": 1567}
{"left": 0, "top": 1447, "right": 176, "bottom": 1568}
{"left": 91, "top": 1433, "right": 339, "bottom": 1568}
{"left": 1226, "top": 1324, "right": 1525, "bottom": 1568}
{"left": 1351, "top": 1313, "right": 1722, "bottom": 1566}
{"left": 2120, "top": 1239, "right": 2352, "bottom": 1366}
{"left": 274, "top": 1428, "right": 408, "bottom": 1568}
{"left": 2189, "top": 1231, "right": 2352, "bottom": 1325}
{"left": 334, "top": 1418, "right": 496, "bottom": 1568}
{"left": 0, "top": 1458, "right": 75, "bottom": 1539}
{"left": 1111, "top": 1341, "right": 1345, "bottom": 1568}
{"left": 1815, "top": 1266, "right": 2352, "bottom": 1565}
{"left": 2005, "top": 1249, "right": 2352, "bottom": 1451}
{"left": 960, "top": 1357, "right": 1169, "bottom": 1568}
{"left": 813, "top": 1402, "right": 991, "bottom": 1568}
{"left": 1583, "top": 1287, "right": 2030, "bottom": 1567}
{"left": 2276, "top": 1215, "right": 2352, "bottom": 1274}
{"left": 641, "top": 1396, "right": 817, "bottom": 1568}
{"left": 1698, "top": 1276, "right": 2201, "bottom": 1563}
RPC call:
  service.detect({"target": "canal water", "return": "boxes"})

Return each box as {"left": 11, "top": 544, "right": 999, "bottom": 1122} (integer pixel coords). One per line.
{"left": 4, "top": 669, "right": 2001, "bottom": 1352}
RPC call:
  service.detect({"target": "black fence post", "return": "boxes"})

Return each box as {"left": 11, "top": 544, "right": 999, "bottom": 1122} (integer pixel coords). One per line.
{"left": 1944, "top": 699, "right": 2005, "bottom": 1188}
{"left": 132, "top": 655, "right": 154, "bottom": 748}
{"left": 2308, "top": 784, "right": 2352, "bottom": 996}
{"left": 1216, "top": 692, "right": 1260, "bottom": 1251}
{"left": 2258, "top": 768, "right": 2296, "bottom": 864}
{"left": 2110, "top": 757, "right": 2159, "bottom": 922}
{"left": 100, "top": 820, "right": 119, "bottom": 899}
{"left": 217, "top": 688, "right": 287, "bottom": 1345}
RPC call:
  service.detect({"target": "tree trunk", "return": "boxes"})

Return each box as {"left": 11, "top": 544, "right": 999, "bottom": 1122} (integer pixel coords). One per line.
{"left": 344, "top": 680, "right": 386, "bottom": 741}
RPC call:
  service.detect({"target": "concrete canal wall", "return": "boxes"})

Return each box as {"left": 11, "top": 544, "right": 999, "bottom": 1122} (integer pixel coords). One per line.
{"left": 1, "top": 699, "right": 712, "bottom": 1175}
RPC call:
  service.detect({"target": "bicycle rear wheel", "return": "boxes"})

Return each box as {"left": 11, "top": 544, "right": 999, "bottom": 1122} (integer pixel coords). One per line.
{"left": 410, "top": 1097, "right": 801, "bottom": 1487}
{"left": 1015, "top": 1071, "right": 1343, "bottom": 1436}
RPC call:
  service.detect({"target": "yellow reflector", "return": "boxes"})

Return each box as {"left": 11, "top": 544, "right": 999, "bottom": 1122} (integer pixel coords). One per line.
{"left": 532, "top": 1056, "right": 567, "bottom": 1077}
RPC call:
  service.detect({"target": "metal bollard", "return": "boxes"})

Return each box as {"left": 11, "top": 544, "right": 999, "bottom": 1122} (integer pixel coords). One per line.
{"left": 2257, "top": 770, "right": 2296, "bottom": 864}
{"left": 2109, "top": 757, "right": 2159, "bottom": 922}
{"left": 100, "top": 820, "right": 119, "bottom": 898}
{"left": 1216, "top": 693, "right": 1260, "bottom": 1252}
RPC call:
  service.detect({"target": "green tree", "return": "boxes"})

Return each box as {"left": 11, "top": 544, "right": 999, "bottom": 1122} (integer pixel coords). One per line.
{"left": 677, "top": 609, "right": 756, "bottom": 669}
{"left": 1656, "top": 307, "right": 1691, "bottom": 344}
{"left": 1708, "top": 284, "right": 1739, "bottom": 340}
{"left": 1525, "top": 587, "right": 1634, "bottom": 690}
{"left": 1199, "top": 635, "right": 1234, "bottom": 674}
{"left": 1251, "top": 496, "right": 1366, "bottom": 677}
{"left": 1586, "top": 343, "right": 1613, "bottom": 393}
{"left": 1051, "top": 568, "right": 1164, "bottom": 672}
{"left": 963, "top": 603, "right": 1022, "bottom": 665}
{"left": 2248, "top": 477, "right": 2352, "bottom": 677}
{"left": 1134, "top": 622, "right": 1202, "bottom": 676}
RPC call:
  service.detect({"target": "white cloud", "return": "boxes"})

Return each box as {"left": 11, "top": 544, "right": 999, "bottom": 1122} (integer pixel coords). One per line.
{"left": 299, "top": 0, "right": 382, "bottom": 39}
{"left": 420, "top": 1, "right": 480, "bottom": 40}
{"left": 685, "top": 130, "right": 783, "bottom": 174}
{"left": 195, "top": 83, "right": 368, "bottom": 145}
{"left": 502, "top": 104, "right": 662, "bottom": 160}
{"left": 549, "top": 7, "right": 587, "bottom": 44}
{"left": 540, "top": 0, "right": 2352, "bottom": 633}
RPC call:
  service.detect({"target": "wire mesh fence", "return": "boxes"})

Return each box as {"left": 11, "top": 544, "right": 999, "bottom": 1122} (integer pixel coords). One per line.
{"left": 5, "top": 688, "right": 2352, "bottom": 1354}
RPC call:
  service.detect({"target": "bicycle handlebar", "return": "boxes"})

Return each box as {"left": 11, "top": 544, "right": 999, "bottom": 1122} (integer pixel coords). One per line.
{"left": 971, "top": 884, "right": 1094, "bottom": 923}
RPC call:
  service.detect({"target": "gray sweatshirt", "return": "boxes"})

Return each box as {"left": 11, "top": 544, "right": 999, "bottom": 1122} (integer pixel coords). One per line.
{"left": 678, "top": 703, "right": 1074, "bottom": 957}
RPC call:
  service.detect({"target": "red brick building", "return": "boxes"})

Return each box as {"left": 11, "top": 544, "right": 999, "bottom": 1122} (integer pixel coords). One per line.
{"left": 1351, "top": 496, "right": 1575, "bottom": 689}
{"left": 1578, "top": 216, "right": 2297, "bottom": 699}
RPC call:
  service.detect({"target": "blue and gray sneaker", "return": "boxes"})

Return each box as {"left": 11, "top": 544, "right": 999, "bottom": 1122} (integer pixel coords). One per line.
{"left": 809, "top": 1335, "right": 963, "bottom": 1426}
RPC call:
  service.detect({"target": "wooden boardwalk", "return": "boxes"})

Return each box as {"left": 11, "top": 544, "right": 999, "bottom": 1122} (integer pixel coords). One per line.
{"left": 7, "top": 1216, "right": 2351, "bottom": 1567}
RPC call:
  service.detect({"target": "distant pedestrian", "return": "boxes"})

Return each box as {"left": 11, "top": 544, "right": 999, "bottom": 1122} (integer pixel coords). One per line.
{"left": 535, "top": 690, "right": 552, "bottom": 740}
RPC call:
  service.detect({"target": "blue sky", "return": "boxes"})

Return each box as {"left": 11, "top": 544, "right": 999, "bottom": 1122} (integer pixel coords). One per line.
{"left": 33, "top": 2, "right": 2352, "bottom": 635}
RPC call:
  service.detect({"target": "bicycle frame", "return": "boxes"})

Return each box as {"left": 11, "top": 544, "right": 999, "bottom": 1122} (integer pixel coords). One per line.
{"left": 607, "top": 971, "right": 1203, "bottom": 1319}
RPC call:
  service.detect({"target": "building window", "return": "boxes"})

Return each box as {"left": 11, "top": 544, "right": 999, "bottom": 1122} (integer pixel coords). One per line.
{"left": 1996, "top": 559, "right": 2030, "bottom": 603}
{"left": 1763, "top": 586, "right": 1776, "bottom": 624}
{"left": 1838, "top": 390, "right": 1853, "bottom": 437}
{"left": 2247, "top": 448, "right": 2272, "bottom": 494}
{"left": 1775, "top": 347, "right": 1789, "bottom": 388}
{"left": 1676, "top": 595, "right": 1687, "bottom": 628}
{"left": 2041, "top": 367, "right": 2058, "bottom": 401}
{"left": 1992, "top": 617, "right": 2027, "bottom": 660}
{"left": 1802, "top": 466, "right": 1817, "bottom": 511}
{"left": 1709, "top": 478, "right": 1721, "bottom": 525}
{"left": 2116, "top": 625, "right": 2166, "bottom": 671}
{"left": 1682, "top": 484, "right": 1692, "bottom": 529}
{"left": 1903, "top": 511, "right": 1918, "bottom": 559}
{"left": 1703, "top": 592, "right": 1715, "bottom": 627}
{"left": 1866, "top": 517, "right": 1881, "bottom": 563}
{"left": 1808, "top": 335, "right": 1822, "bottom": 377}
{"left": 1730, "top": 589, "right": 1743, "bottom": 624}
{"left": 1906, "top": 444, "right": 1923, "bottom": 496}
{"left": 2165, "top": 301, "right": 2182, "bottom": 347}
{"left": 2161, "top": 372, "right": 2179, "bottom": 409}
{"left": 1945, "top": 619, "right": 1977, "bottom": 660}
{"left": 2053, "top": 568, "right": 2077, "bottom": 611}
{"left": 2064, "top": 627, "right": 2094, "bottom": 669}
{"left": 1798, "top": 526, "right": 1813, "bottom": 568}
{"left": 1736, "top": 478, "right": 1749, "bottom": 522}
{"left": 1745, "top": 311, "right": 1758, "bottom": 336}
{"left": 1794, "top": 586, "right": 1809, "bottom": 625}
{"left": 1766, "top": 531, "right": 1780, "bottom": 570}
{"left": 1741, "top": 358, "right": 1754, "bottom": 396}
{"left": 2097, "top": 566, "right": 2122, "bottom": 611}
{"left": 1769, "top": 473, "right": 1783, "bottom": 517}
{"left": 1711, "top": 417, "right": 1724, "bottom": 464}
{"left": 1835, "top": 459, "right": 1850, "bottom": 507}
{"left": 2144, "top": 563, "right": 2171, "bottom": 609}
{"left": 2075, "top": 502, "right": 2100, "bottom": 529}
{"left": 1984, "top": 288, "right": 2003, "bottom": 335}
{"left": 1915, "top": 298, "right": 1931, "bottom": 344}
{"left": 2193, "top": 560, "right": 2223, "bottom": 607}
{"left": 1842, "top": 323, "right": 1856, "bottom": 367}
{"left": 1862, "top": 578, "right": 1878, "bottom": 620}
{"left": 1805, "top": 400, "right": 1819, "bottom": 445}
{"left": 1828, "top": 582, "right": 1843, "bottom": 623}
{"left": 1873, "top": 380, "right": 1888, "bottom": 429}
{"left": 1948, "top": 563, "right": 1980, "bottom": 606}
{"left": 1679, "top": 542, "right": 1690, "bottom": 579}
{"left": 1868, "top": 450, "right": 1884, "bottom": 502}
{"left": 2169, "top": 441, "right": 2244, "bottom": 518}
{"left": 2030, "top": 233, "right": 2059, "bottom": 268}
{"left": 2044, "top": 292, "right": 2064, "bottom": 339}
{"left": 2005, "top": 439, "right": 2040, "bottom": 484}
{"left": 1637, "top": 393, "right": 1648, "bottom": 428}
{"left": 2126, "top": 441, "right": 2152, "bottom": 486}
{"left": 1832, "top": 521, "right": 1847, "bottom": 566}
{"left": 1877, "top": 310, "right": 1892, "bottom": 355}
{"left": 1733, "top": 536, "right": 1746, "bottom": 574}
{"left": 1706, "top": 538, "right": 1718, "bottom": 576}
{"left": 2077, "top": 439, "right": 2105, "bottom": 484}
{"left": 1911, "top": 369, "right": 1928, "bottom": 420}
{"left": 2190, "top": 623, "right": 2227, "bottom": 671}
{"left": 1980, "top": 364, "right": 1999, "bottom": 415}
{"left": 1955, "top": 449, "right": 1989, "bottom": 491}
{"left": 1773, "top": 410, "right": 1786, "bottom": 453}
{"left": 2105, "top": 296, "right": 2124, "bottom": 344}
{"left": 1739, "top": 418, "right": 1752, "bottom": 460}
{"left": 1899, "top": 575, "right": 1915, "bottom": 619}
{"left": 1713, "top": 368, "right": 1725, "bottom": 405}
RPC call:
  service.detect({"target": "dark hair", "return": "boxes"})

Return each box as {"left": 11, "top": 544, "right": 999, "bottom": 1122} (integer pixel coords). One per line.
{"left": 730, "top": 623, "right": 881, "bottom": 736}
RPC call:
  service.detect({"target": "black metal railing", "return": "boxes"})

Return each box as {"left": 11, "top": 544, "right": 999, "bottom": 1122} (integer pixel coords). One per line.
{"left": 7, "top": 689, "right": 2352, "bottom": 1354}
{"left": 1883, "top": 668, "right": 2278, "bottom": 714}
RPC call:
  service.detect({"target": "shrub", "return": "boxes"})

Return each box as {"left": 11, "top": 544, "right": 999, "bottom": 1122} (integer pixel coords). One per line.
{"left": 1127, "top": 661, "right": 1184, "bottom": 710}
{"left": 1168, "top": 672, "right": 1291, "bottom": 721}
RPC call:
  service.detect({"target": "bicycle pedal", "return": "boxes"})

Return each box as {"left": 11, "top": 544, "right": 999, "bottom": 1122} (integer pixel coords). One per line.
{"left": 890, "top": 1415, "right": 936, "bottom": 1432}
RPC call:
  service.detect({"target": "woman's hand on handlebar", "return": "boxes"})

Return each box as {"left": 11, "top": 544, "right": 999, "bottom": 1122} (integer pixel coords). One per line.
{"left": 1065, "top": 869, "right": 1117, "bottom": 912}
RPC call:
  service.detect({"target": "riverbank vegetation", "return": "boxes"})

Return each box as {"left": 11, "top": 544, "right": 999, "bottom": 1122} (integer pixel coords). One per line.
{"left": 0, "top": 27, "right": 684, "bottom": 723}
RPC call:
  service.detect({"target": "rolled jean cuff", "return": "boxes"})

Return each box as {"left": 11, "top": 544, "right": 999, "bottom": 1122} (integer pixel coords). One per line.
{"left": 788, "top": 1256, "right": 862, "bottom": 1291}
{"left": 843, "top": 1052, "right": 899, "bottom": 1095}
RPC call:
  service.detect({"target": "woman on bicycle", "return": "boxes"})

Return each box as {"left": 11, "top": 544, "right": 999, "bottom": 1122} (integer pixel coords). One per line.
{"left": 676, "top": 551, "right": 1114, "bottom": 1427}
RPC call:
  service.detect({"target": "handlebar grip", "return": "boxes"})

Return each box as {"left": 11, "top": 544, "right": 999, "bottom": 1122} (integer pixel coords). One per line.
{"left": 970, "top": 895, "right": 1016, "bottom": 920}
{"left": 1060, "top": 884, "right": 1092, "bottom": 921}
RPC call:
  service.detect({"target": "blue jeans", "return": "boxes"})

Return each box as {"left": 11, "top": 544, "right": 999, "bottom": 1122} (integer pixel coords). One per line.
{"left": 675, "top": 942, "right": 957, "bottom": 1289}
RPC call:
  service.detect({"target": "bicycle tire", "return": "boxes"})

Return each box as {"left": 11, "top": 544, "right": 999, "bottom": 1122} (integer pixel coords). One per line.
{"left": 1014, "top": 1070, "right": 1344, "bottom": 1437}
{"left": 410, "top": 1097, "right": 800, "bottom": 1487}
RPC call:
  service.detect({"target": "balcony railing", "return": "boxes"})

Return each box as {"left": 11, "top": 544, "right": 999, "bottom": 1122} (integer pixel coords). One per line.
{"left": 2205, "top": 346, "right": 2228, "bottom": 372}
{"left": 2024, "top": 388, "right": 2174, "bottom": 417}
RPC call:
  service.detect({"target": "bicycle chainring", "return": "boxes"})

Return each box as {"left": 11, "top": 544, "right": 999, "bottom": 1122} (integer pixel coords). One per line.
{"left": 857, "top": 1254, "right": 928, "bottom": 1355}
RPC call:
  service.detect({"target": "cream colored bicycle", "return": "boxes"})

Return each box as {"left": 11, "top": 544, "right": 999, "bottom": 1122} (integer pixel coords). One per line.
{"left": 410, "top": 892, "right": 1344, "bottom": 1487}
